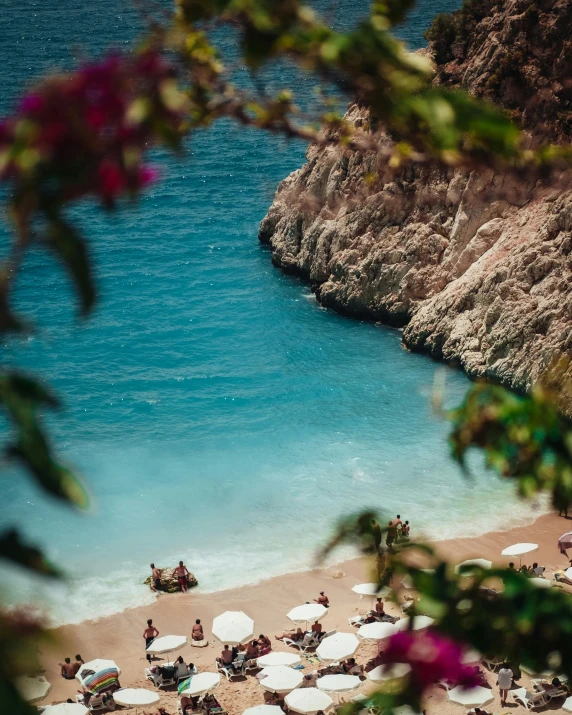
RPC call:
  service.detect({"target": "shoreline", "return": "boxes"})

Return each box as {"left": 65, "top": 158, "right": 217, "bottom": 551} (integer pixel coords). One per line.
{"left": 39, "top": 510, "right": 572, "bottom": 714}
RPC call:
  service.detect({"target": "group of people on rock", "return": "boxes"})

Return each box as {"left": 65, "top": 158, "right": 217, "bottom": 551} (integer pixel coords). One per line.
{"left": 150, "top": 560, "right": 193, "bottom": 593}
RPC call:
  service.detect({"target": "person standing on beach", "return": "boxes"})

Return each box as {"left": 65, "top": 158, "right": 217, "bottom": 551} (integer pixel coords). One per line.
{"left": 175, "top": 561, "right": 190, "bottom": 593}
{"left": 143, "top": 619, "right": 159, "bottom": 662}
{"left": 497, "top": 663, "right": 513, "bottom": 706}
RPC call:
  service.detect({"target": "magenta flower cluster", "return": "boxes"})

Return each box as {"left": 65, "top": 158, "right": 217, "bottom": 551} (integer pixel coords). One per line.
{"left": 0, "top": 51, "right": 183, "bottom": 205}
{"left": 384, "top": 629, "right": 481, "bottom": 693}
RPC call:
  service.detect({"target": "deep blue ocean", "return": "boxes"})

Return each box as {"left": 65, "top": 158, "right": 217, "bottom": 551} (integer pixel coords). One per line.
{"left": 0, "top": 0, "right": 541, "bottom": 625}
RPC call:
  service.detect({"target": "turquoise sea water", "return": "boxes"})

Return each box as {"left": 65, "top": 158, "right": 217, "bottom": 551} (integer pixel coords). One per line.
{"left": 0, "top": 0, "right": 543, "bottom": 625}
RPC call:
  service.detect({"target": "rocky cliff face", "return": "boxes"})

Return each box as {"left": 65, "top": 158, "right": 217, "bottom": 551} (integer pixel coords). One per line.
{"left": 259, "top": 0, "right": 572, "bottom": 413}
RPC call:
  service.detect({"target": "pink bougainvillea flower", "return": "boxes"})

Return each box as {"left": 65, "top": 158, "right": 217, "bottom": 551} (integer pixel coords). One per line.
{"left": 97, "top": 160, "right": 127, "bottom": 200}
{"left": 384, "top": 629, "right": 481, "bottom": 694}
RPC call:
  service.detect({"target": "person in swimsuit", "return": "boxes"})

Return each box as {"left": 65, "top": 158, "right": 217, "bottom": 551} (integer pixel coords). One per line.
{"left": 150, "top": 563, "right": 162, "bottom": 592}
{"left": 258, "top": 634, "right": 272, "bottom": 655}
{"left": 175, "top": 561, "right": 190, "bottom": 593}
{"left": 275, "top": 627, "right": 304, "bottom": 641}
{"left": 311, "top": 621, "right": 323, "bottom": 640}
{"left": 59, "top": 658, "right": 76, "bottom": 679}
{"left": 314, "top": 591, "right": 329, "bottom": 607}
{"left": 192, "top": 619, "right": 204, "bottom": 641}
{"left": 143, "top": 619, "right": 159, "bottom": 662}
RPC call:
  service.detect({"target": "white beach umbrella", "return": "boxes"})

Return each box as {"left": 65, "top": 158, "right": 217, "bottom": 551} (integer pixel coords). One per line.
{"left": 243, "top": 706, "right": 284, "bottom": 715}
{"left": 566, "top": 567, "right": 572, "bottom": 580}
{"left": 317, "top": 674, "right": 361, "bottom": 693}
{"left": 316, "top": 632, "right": 360, "bottom": 661}
{"left": 368, "top": 663, "right": 412, "bottom": 683}
{"left": 258, "top": 651, "right": 301, "bottom": 667}
{"left": 113, "top": 688, "right": 160, "bottom": 708}
{"left": 287, "top": 604, "right": 328, "bottom": 625}
{"left": 76, "top": 659, "right": 121, "bottom": 685}
{"left": 357, "top": 621, "right": 398, "bottom": 641}
{"left": 501, "top": 543, "right": 538, "bottom": 566}
{"left": 461, "top": 649, "right": 482, "bottom": 665}
{"left": 563, "top": 695, "right": 572, "bottom": 712}
{"left": 454, "top": 559, "right": 493, "bottom": 573}
{"left": 146, "top": 634, "right": 187, "bottom": 654}
{"left": 259, "top": 665, "right": 303, "bottom": 694}
{"left": 212, "top": 611, "right": 254, "bottom": 645}
{"left": 285, "top": 687, "right": 334, "bottom": 714}
{"left": 15, "top": 675, "right": 51, "bottom": 703}
{"left": 42, "top": 705, "right": 88, "bottom": 715}
{"left": 401, "top": 570, "right": 436, "bottom": 590}
{"left": 180, "top": 672, "right": 221, "bottom": 697}
{"left": 448, "top": 685, "right": 494, "bottom": 708}
{"left": 530, "top": 577, "right": 552, "bottom": 589}
{"left": 395, "top": 615, "right": 434, "bottom": 632}
{"left": 351, "top": 583, "right": 391, "bottom": 598}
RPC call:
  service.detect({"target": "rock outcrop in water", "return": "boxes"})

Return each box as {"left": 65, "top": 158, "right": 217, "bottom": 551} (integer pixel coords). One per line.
{"left": 259, "top": 0, "right": 572, "bottom": 414}
{"left": 144, "top": 568, "right": 198, "bottom": 593}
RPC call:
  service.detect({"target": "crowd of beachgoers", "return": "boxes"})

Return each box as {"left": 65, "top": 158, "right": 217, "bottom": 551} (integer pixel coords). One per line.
{"left": 27, "top": 513, "right": 572, "bottom": 715}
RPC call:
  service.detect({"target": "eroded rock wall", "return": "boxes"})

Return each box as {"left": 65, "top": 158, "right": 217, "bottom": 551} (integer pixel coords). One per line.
{"left": 259, "top": 0, "right": 572, "bottom": 412}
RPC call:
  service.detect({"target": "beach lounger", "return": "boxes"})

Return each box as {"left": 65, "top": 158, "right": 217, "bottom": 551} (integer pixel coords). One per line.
{"left": 217, "top": 660, "right": 243, "bottom": 681}
{"left": 145, "top": 666, "right": 177, "bottom": 688}
{"left": 512, "top": 687, "right": 549, "bottom": 710}
{"left": 482, "top": 656, "right": 503, "bottom": 672}
{"left": 76, "top": 692, "right": 115, "bottom": 711}
{"left": 243, "top": 658, "right": 260, "bottom": 674}
{"left": 283, "top": 632, "right": 317, "bottom": 652}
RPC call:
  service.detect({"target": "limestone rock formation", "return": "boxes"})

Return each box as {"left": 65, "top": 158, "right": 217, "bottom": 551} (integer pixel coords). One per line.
{"left": 144, "top": 568, "right": 198, "bottom": 593}
{"left": 259, "top": 0, "right": 572, "bottom": 414}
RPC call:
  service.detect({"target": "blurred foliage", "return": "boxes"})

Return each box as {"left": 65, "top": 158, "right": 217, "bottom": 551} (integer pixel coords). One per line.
{"left": 449, "top": 375, "right": 572, "bottom": 510}
{"left": 0, "top": 0, "right": 572, "bottom": 712}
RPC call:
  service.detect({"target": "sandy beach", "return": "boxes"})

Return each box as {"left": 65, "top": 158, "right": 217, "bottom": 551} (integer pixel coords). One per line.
{"left": 39, "top": 511, "right": 572, "bottom": 714}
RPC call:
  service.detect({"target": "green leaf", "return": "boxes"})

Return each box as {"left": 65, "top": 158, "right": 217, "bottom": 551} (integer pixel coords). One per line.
{"left": 47, "top": 218, "right": 96, "bottom": 316}
{"left": 0, "top": 371, "right": 89, "bottom": 509}
{"left": 0, "top": 529, "right": 61, "bottom": 578}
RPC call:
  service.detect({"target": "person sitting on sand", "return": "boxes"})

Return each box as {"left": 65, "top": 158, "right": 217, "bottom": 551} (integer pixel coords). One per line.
{"left": 302, "top": 673, "right": 318, "bottom": 688}
{"left": 311, "top": 621, "right": 323, "bottom": 640}
{"left": 59, "top": 658, "right": 76, "bottom": 679}
{"left": 275, "top": 628, "right": 304, "bottom": 641}
{"left": 258, "top": 634, "right": 272, "bottom": 655}
{"left": 375, "top": 598, "right": 385, "bottom": 617}
{"left": 175, "top": 560, "right": 190, "bottom": 593}
{"left": 314, "top": 591, "right": 329, "bottom": 607}
{"left": 75, "top": 654, "right": 84, "bottom": 670}
{"left": 532, "top": 562, "right": 546, "bottom": 577}
{"left": 192, "top": 619, "right": 204, "bottom": 641}
{"left": 150, "top": 563, "right": 162, "bottom": 592}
